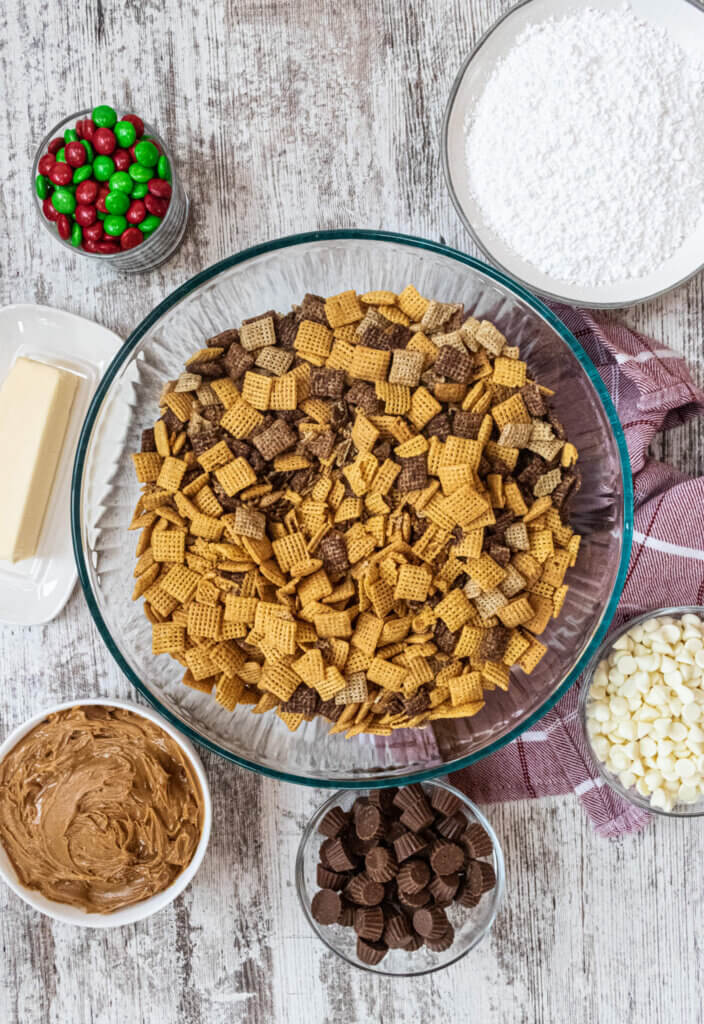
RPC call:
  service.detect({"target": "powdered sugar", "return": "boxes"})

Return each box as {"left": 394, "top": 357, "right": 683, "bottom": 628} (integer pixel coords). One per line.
{"left": 465, "top": 5, "right": 704, "bottom": 287}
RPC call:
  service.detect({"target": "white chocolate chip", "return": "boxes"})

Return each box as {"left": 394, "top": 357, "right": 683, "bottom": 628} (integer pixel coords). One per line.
{"left": 586, "top": 613, "right": 704, "bottom": 811}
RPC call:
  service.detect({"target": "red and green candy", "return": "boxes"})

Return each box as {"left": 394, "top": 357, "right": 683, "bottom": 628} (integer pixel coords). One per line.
{"left": 36, "top": 104, "right": 173, "bottom": 254}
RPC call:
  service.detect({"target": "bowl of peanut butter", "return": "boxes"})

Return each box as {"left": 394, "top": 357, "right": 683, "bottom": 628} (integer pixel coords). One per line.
{"left": 0, "top": 698, "right": 212, "bottom": 926}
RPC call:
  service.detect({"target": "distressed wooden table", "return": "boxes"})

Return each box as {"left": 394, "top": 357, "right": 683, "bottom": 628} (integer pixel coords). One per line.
{"left": 1, "top": 1, "right": 703, "bottom": 1022}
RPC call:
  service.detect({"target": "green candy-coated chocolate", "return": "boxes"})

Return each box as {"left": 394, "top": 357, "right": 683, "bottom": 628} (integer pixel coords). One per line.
{"left": 81, "top": 139, "right": 94, "bottom": 162}
{"left": 64, "top": 128, "right": 78, "bottom": 143}
{"left": 134, "top": 140, "right": 159, "bottom": 168}
{"left": 113, "top": 120, "right": 137, "bottom": 148}
{"left": 109, "top": 171, "right": 133, "bottom": 194}
{"left": 128, "top": 162, "right": 153, "bottom": 183}
{"left": 92, "top": 104, "right": 117, "bottom": 128}
{"left": 105, "top": 190, "right": 130, "bottom": 215}
{"left": 35, "top": 174, "right": 50, "bottom": 199}
{"left": 139, "top": 213, "right": 161, "bottom": 234}
{"left": 70, "top": 222, "right": 82, "bottom": 247}
{"left": 93, "top": 155, "right": 116, "bottom": 181}
{"left": 51, "top": 188, "right": 76, "bottom": 215}
{"left": 157, "top": 154, "right": 171, "bottom": 181}
{"left": 55, "top": 147, "right": 66, "bottom": 163}
{"left": 73, "top": 165, "right": 92, "bottom": 185}
{"left": 97, "top": 211, "right": 107, "bottom": 221}
{"left": 103, "top": 213, "right": 127, "bottom": 236}
{"left": 130, "top": 181, "right": 149, "bottom": 198}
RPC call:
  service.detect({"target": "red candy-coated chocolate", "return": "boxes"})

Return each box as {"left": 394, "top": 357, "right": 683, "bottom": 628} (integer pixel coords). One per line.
{"left": 113, "top": 148, "right": 132, "bottom": 171}
{"left": 48, "top": 137, "right": 64, "bottom": 155}
{"left": 126, "top": 199, "right": 147, "bottom": 224}
{"left": 128, "top": 143, "right": 138, "bottom": 162}
{"left": 43, "top": 197, "right": 61, "bottom": 222}
{"left": 65, "top": 140, "right": 87, "bottom": 167}
{"left": 93, "top": 127, "right": 117, "bottom": 155}
{"left": 76, "top": 179, "right": 99, "bottom": 204}
{"left": 144, "top": 194, "right": 168, "bottom": 218}
{"left": 83, "top": 222, "right": 104, "bottom": 242}
{"left": 148, "top": 178, "right": 171, "bottom": 199}
{"left": 82, "top": 119, "right": 96, "bottom": 141}
{"left": 49, "top": 162, "right": 73, "bottom": 186}
{"left": 57, "top": 214, "right": 71, "bottom": 240}
{"left": 96, "top": 241, "right": 120, "bottom": 254}
{"left": 120, "top": 226, "right": 143, "bottom": 250}
{"left": 38, "top": 154, "right": 55, "bottom": 176}
{"left": 75, "top": 119, "right": 85, "bottom": 139}
{"left": 75, "top": 203, "right": 97, "bottom": 227}
{"left": 122, "top": 114, "right": 144, "bottom": 139}
{"left": 82, "top": 240, "right": 101, "bottom": 253}
{"left": 96, "top": 193, "right": 109, "bottom": 214}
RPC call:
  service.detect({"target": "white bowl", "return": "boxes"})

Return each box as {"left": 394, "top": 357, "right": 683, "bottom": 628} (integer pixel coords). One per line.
{"left": 442, "top": 0, "right": 704, "bottom": 308}
{"left": 0, "top": 698, "right": 212, "bottom": 927}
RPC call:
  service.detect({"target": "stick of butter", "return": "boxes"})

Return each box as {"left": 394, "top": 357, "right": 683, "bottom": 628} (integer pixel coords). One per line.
{"left": 0, "top": 357, "right": 78, "bottom": 562}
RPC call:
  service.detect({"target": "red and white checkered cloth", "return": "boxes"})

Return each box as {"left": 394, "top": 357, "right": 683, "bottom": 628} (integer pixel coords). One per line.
{"left": 409, "top": 307, "right": 704, "bottom": 836}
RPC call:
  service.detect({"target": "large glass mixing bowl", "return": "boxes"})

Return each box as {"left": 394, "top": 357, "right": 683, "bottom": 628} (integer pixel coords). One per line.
{"left": 71, "top": 230, "right": 633, "bottom": 787}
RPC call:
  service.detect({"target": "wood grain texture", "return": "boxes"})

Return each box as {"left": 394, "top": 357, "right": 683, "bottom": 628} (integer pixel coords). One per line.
{"left": 1, "top": 0, "right": 703, "bottom": 1022}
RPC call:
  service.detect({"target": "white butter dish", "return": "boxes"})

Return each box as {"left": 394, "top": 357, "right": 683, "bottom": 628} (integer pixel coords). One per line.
{"left": 0, "top": 305, "right": 122, "bottom": 625}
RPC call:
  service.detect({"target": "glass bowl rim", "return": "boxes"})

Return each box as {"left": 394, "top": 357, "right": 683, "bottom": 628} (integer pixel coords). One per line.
{"left": 32, "top": 106, "right": 182, "bottom": 261}
{"left": 440, "top": 0, "right": 704, "bottom": 310}
{"left": 579, "top": 604, "right": 704, "bottom": 818}
{"left": 70, "top": 227, "right": 634, "bottom": 787}
{"left": 294, "top": 779, "right": 505, "bottom": 976}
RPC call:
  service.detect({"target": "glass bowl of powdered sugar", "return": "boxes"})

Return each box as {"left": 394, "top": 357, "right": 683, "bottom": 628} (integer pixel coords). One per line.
{"left": 442, "top": 0, "right": 704, "bottom": 308}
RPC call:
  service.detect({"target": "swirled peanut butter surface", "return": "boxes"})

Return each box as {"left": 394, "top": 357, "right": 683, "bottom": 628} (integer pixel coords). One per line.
{"left": 0, "top": 705, "right": 204, "bottom": 913}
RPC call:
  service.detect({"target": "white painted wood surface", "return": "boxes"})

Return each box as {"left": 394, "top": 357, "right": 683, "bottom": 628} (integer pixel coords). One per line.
{"left": 1, "top": 1, "right": 703, "bottom": 1021}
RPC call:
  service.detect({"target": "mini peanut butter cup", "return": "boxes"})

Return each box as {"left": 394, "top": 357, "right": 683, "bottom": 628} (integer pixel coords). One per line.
{"left": 429, "top": 839, "right": 465, "bottom": 876}
{"left": 354, "top": 905, "right": 385, "bottom": 941}
{"left": 428, "top": 872, "right": 460, "bottom": 906}
{"left": 398, "top": 886, "right": 431, "bottom": 910}
{"left": 464, "top": 822, "right": 494, "bottom": 858}
{"left": 393, "top": 830, "right": 427, "bottom": 863}
{"left": 429, "top": 787, "right": 462, "bottom": 817}
{"left": 356, "top": 803, "right": 385, "bottom": 842}
{"left": 311, "top": 888, "right": 342, "bottom": 925}
{"left": 399, "top": 800, "right": 435, "bottom": 833}
{"left": 356, "top": 937, "right": 388, "bottom": 965}
{"left": 457, "top": 860, "right": 483, "bottom": 907}
{"left": 404, "top": 932, "right": 423, "bottom": 952}
{"left": 424, "top": 923, "right": 455, "bottom": 952}
{"left": 316, "top": 864, "right": 348, "bottom": 890}
{"left": 413, "top": 905, "right": 448, "bottom": 940}
{"left": 365, "top": 846, "right": 398, "bottom": 883}
{"left": 344, "top": 872, "right": 385, "bottom": 907}
{"left": 436, "top": 811, "right": 468, "bottom": 842}
{"left": 383, "top": 910, "right": 414, "bottom": 948}
{"left": 477, "top": 859, "right": 497, "bottom": 893}
{"left": 397, "top": 858, "right": 430, "bottom": 895}
{"left": 368, "top": 787, "right": 397, "bottom": 811}
{"left": 339, "top": 900, "right": 355, "bottom": 927}
{"left": 318, "top": 805, "right": 350, "bottom": 838}
{"left": 325, "top": 837, "right": 358, "bottom": 873}
{"left": 392, "top": 783, "right": 426, "bottom": 811}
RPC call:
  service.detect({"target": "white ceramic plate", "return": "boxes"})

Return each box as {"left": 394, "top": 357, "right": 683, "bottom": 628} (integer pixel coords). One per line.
{"left": 0, "top": 305, "right": 122, "bottom": 625}
{"left": 442, "top": 0, "right": 704, "bottom": 308}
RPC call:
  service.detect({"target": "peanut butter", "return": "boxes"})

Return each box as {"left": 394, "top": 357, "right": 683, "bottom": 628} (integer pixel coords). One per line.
{"left": 0, "top": 705, "right": 204, "bottom": 913}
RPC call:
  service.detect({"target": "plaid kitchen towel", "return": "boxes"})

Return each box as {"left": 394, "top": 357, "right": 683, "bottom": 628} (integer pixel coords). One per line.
{"left": 401, "top": 307, "right": 704, "bottom": 836}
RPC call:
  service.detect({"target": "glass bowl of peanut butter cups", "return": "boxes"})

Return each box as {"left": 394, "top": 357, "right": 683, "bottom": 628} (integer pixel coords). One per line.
{"left": 296, "top": 780, "right": 504, "bottom": 975}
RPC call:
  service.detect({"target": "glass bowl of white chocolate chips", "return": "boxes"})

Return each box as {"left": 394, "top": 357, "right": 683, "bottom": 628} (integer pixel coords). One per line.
{"left": 581, "top": 607, "right": 704, "bottom": 816}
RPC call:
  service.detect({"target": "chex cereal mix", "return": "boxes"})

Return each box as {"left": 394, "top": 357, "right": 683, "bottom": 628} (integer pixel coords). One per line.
{"left": 130, "top": 287, "right": 581, "bottom": 737}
